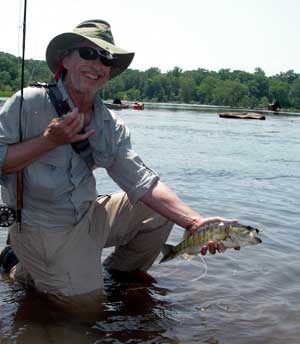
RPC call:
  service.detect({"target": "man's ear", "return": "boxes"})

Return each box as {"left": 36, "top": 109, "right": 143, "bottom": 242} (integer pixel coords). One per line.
{"left": 61, "top": 52, "right": 72, "bottom": 70}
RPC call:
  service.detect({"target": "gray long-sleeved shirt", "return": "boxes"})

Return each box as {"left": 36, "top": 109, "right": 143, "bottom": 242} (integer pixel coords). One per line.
{"left": 0, "top": 79, "right": 159, "bottom": 228}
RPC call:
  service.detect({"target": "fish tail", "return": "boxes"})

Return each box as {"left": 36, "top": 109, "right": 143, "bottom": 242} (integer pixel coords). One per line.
{"left": 159, "top": 244, "right": 176, "bottom": 264}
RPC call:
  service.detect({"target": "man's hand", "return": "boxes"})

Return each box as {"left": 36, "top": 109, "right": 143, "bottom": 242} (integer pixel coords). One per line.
{"left": 187, "top": 217, "right": 240, "bottom": 255}
{"left": 43, "top": 108, "right": 95, "bottom": 146}
{"left": 200, "top": 241, "right": 241, "bottom": 255}
{"left": 140, "top": 181, "right": 241, "bottom": 255}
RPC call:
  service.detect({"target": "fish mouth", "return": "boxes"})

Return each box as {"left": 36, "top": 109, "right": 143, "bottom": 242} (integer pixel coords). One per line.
{"left": 251, "top": 229, "right": 262, "bottom": 244}
{"left": 255, "top": 237, "right": 262, "bottom": 244}
{"left": 249, "top": 230, "right": 262, "bottom": 244}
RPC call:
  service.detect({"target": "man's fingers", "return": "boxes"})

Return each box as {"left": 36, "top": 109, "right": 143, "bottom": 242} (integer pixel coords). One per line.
{"left": 70, "top": 129, "right": 96, "bottom": 143}
{"left": 62, "top": 111, "right": 83, "bottom": 132}
{"left": 216, "top": 242, "right": 226, "bottom": 253}
{"left": 200, "top": 242, "right": 239, "bottom": 256}
{"left": 201, "top": 242, "right": 218, "bottom": 255}
{"left": 200, "top": 245, "right": 208, "bottom": 255}
{"left": 61, "top": 108, "right": 80, "bottom": 124}
{"left": 201, "top": 241, "right": 226, "bottom": 255}
{"left": 198, "top": 217, "right": 238, "bottom": 229}
{"left": 217, "top": 218, "right": 238, "bottom": 224}
{"left": 208, "top": 241, "right": 217, "bottom": 254}
{"left": 62, "top": 111, "right": 91, "bottom": 142}
{"left": 68, "top": 118, "right": 85, "bottom": 136}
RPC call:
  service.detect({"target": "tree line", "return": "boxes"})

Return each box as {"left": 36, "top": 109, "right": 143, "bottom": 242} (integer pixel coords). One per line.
{"left": 1, "top": 51, "right": 300, "bottom": 110}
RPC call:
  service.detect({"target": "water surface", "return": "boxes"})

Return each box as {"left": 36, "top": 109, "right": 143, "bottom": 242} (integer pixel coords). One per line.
{"left": 0, "top": 108, "right": 299, "bottom": 343}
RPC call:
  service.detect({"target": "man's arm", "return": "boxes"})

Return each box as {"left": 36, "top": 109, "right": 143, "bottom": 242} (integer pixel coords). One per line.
{"left": 2, "top": 109, "right": 95, "bottom": 174}
{"left": 141, "top": 180, "right": 238, "bottom": 254}
{"left": 2, "top": 135, "right": 57, "bottom": 173}
{"left": 141, "top": 181, "right": 204, "bottom": 230}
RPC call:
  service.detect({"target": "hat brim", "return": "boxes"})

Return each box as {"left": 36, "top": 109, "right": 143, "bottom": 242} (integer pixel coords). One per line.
{"left": 46, "top": 32, "right": 134, "bottom": 79}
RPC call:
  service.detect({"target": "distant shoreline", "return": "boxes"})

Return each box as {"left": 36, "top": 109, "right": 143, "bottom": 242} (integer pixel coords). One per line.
{"left": 112, "top": 100, "right": 300, "bottom": 116}
{"left": 1, "top": 97, "right": 299, "bottom": 116}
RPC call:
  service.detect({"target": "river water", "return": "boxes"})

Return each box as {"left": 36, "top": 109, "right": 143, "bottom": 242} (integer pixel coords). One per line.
{"left": 0, "top": 107, "right": 299, "bottom": 343}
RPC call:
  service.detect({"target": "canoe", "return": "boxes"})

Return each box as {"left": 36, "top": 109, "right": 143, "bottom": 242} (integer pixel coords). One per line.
{"left": 132, "top": 102, "right": 144, "bottom": 110}
{"left": 219, "top": 112, "right": 266, "bottom": 120}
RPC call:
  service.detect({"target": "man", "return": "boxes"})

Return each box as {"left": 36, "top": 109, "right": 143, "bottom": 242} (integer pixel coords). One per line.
{"left": 0, "top": 20, "right": 237, "bottom": 303}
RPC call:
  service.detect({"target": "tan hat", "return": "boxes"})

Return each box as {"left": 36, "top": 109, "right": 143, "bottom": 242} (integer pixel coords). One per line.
{"left": 46, "top": 19, "right": 134, "bottom": 79}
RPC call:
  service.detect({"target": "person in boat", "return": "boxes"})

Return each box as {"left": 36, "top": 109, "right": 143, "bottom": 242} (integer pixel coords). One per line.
{"left": 267, "top": 101, "right": 281, "bottom": 111}
{"left": 0, "top": 19, "right": 238, "bottom": 306}
{"left": 112, "top": 98, "right": 122, "bottom": 105}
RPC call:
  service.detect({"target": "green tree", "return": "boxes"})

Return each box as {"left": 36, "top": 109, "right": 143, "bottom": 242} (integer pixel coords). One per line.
{"left": 196, "top": 75, "right": 219, "bottom": 104}
{"left": 288, "top": 80, "right": 300, "bottom": 108}
{"left": 273, "top": 70, "right": 299, "bottom": 84}
{"left": 212, "top": 80, "right": 249, "bottom": 106}
{"left": 269, "top": 80, "right": 290, "bottom": 107}
{"left": 179, "top": 76, "right": 196, "bottom": 103}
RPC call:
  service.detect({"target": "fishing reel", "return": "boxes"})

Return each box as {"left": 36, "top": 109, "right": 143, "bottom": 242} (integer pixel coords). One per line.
{"left": 0, "top": 204, "right": 16, "bottom": 227}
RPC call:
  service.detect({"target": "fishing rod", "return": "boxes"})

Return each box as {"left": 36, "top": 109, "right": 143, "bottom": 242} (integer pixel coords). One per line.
{"left": 16, "top": 0, "right": 28, "bottom": 231}
{"left": 0, "top": 0, "right": 27, "bottom": 229}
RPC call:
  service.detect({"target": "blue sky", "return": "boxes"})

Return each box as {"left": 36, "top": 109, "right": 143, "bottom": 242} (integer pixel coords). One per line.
{"left": 1, "top": 0, "right": 299, "bottom": 76}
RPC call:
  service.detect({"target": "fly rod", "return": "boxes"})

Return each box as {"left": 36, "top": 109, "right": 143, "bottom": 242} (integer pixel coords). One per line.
{"left": 16, "top": 0, "right": 28, "bottom": 231}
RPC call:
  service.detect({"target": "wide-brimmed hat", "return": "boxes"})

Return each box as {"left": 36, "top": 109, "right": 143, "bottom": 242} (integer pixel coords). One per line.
{"left": 46, "top": 19, "right": 134, "bottom": 79}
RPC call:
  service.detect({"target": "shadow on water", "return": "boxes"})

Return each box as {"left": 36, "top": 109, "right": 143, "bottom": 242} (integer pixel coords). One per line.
{"left": 0, "top": 269, "right": 180, "bottom": 344}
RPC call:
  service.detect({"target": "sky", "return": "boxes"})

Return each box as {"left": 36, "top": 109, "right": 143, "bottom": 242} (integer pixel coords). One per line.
{"left": 1, "top": 0, "right": 300, "bottom": 76}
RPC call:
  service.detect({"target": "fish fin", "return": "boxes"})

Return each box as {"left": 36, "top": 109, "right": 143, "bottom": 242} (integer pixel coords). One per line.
{"left": 159, "top": 244, "right": 176, "bottom": 264}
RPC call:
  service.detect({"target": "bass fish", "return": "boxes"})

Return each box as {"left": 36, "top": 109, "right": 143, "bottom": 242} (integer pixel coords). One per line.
{"left": 159, "top": 221, "right": 262, "bottom": 263}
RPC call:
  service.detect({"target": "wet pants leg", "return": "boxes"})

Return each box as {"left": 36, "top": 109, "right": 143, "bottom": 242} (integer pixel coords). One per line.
{"left": 9, "top": 192, "right": 173, "bottom": 298}
{"left": 94, "top": 192, "right": 174, "bottom": 272}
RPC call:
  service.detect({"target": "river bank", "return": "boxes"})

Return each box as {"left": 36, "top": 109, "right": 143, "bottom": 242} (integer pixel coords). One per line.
{"left": 109, "top": 100, "right": 300, "bottom": 116}
{"left": 2, "top": 96, "right": 300, "bottom": 116}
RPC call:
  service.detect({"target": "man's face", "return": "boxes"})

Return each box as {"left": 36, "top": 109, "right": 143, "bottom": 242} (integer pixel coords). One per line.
{"left": 62, "top": 42, "right": 111, "bottom": 96}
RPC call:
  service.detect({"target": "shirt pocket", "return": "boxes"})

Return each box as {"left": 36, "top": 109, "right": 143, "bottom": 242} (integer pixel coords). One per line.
{"left": 25, "top": 146, "right": 72, "bottom": 201}
{"left": 37, "top": 145, "right": 71, "bottom": 167}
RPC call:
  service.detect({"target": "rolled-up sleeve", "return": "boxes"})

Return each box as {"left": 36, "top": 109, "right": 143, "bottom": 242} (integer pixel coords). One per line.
{"left": 106, "top": 118, "right": 159, "bottom": 204}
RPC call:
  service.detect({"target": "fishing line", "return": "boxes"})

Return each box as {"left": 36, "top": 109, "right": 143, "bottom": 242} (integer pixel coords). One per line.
{"left": 17, "top": 0, "right": 23, "bottom": 57}
{"left": 160, "top": 254, "right": 208, "bottom": 282}
{"left": 188, "top": 254, "right": 208, "bottom": 282}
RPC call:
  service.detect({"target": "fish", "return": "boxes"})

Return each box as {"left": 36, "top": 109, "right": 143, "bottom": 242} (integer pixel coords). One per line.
{"left": 159, "top": 221, "right": 262, "bottom": 263}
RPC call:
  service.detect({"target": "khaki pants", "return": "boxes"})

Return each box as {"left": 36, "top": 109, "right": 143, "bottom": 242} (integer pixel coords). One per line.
{"left": 9, "top": 192, "right": 173, "bottom": 298}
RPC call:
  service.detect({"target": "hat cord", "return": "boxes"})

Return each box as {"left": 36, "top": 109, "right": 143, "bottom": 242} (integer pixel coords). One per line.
{"left": 53, "top": 62, "right": 65, "bottom": 81}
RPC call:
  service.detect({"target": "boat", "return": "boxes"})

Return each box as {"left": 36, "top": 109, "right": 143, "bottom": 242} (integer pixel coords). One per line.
{"left": 132, "top": 102, "right": 144, "bottom": 110}
{"left": 104, "top": 102, "right": 129, "bottom": 110}
{"left": 219, "top": 112, "right": 266, "bottom": 120}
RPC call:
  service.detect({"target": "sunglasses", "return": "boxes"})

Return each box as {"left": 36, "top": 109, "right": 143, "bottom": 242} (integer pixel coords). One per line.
{"left": 72, "top": 47, "right": 116, "bottom": 67}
